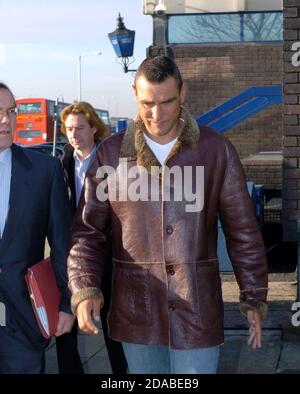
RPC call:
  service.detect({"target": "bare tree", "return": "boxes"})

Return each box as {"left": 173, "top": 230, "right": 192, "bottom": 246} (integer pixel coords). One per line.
{"left": 169, "top": 13, "right": 282, "bottom": 43}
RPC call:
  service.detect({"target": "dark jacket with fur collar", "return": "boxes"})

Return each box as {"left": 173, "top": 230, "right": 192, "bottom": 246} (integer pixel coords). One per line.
{"left": 67, "top": 108, "right": 268, "bottom": 349}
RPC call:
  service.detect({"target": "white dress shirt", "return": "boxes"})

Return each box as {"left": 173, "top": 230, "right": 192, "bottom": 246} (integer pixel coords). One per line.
{"left": 144, "top": 133, "right": 178, "bottom": 166}
{"left": 73, "top": 146, "right": 96, "bottom": 206}
{"left": 0, "top": 148, "right": 12, "bottom": 237}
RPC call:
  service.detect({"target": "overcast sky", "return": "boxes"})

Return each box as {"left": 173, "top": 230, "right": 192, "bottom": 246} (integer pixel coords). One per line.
{"left": 0, "top": 0, "right": 152, "bottom": 118}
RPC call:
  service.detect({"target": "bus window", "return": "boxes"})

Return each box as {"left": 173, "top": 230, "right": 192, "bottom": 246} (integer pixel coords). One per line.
{"left": 57, "top": 102, "right": 69, "bottom": 115}
{"left": 17, "top": 102, "right": 42, "bottom": 114}
{"left": 47, "top": 100, "right": 55, "bottom": 116}
{"left": 18, "top": 130, "right": 42, "bottom": 138}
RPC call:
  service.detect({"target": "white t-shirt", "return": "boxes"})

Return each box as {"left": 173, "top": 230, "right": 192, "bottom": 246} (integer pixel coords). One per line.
{"left": 144, "top": 133, "right": 178, "bottom": 166}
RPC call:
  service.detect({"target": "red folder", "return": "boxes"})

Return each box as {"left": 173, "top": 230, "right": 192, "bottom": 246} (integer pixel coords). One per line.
{"left": 25, "top": 257, "right": 61, "bottom": 339}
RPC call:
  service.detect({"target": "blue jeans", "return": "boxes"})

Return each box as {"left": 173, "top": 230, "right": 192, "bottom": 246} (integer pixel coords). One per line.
{"left": 122, "top": 342, "right": 219, "bottom": 374}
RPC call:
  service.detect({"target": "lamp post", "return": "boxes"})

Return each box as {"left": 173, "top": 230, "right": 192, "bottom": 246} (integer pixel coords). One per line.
{"left": 77, "top": 51, "right": 101, "bottom": 101}
{"left": 108, "top": 13, "right": 136, "bottom": 73}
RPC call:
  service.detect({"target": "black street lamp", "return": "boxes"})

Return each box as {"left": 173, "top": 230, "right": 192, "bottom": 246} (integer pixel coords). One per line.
{"left": 108, "top": 13, "right": 137, "bottom": 73}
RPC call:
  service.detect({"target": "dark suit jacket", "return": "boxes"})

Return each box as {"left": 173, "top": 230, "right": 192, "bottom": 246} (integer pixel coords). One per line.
{"left": 62, "top": 144, "right": 77, "bottom": 213}
{"left": 0, "top": 144, "right": 72, "bottom": 350}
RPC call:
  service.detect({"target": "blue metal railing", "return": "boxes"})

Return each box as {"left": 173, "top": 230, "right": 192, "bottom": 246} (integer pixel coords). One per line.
{"left": 196, "top": 85, "right": 283, "bottom": 133}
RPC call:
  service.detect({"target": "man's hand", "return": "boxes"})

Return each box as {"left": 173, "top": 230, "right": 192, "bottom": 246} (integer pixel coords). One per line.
{"left": 246, "top": 309, "right": 262, "bottom": 349}
{"left": 55, "top": 311, "right": 75, "bottom": 337}
{"left": 76, "top": 298, "right": 101, "bottom": 335}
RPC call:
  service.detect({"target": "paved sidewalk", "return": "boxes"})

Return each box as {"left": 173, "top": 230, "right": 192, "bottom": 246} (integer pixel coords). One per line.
{"left": 45, "top": 273, "right": 300, "bottom": 374}
{"left": 45, "top": 327, "right": 112, "bottom": 374}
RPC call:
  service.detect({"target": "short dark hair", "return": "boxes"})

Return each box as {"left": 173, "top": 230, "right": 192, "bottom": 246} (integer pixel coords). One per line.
{"left": 0, "top": 82, "right": 15, "bottom": 104}
{"left": 134, "top": 56, "right": 183, "bottom": 91}
{"left": 0, "top": 82, "right": 12, "bottom": 93}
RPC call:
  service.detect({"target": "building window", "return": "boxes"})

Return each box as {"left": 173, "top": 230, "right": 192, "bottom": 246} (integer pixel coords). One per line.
{"left": 167, "top": 12, "right": 283, "bottom": 44}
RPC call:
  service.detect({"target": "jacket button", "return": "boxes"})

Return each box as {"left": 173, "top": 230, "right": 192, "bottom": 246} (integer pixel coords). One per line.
{"left": 167, "top": 266, "right": 175, "bottom": 276}
{"left": 169, "top": 304, "right": 175, "bottom": 312}
{"left": 166, "top": 226, "right": 173, "bottom": 235}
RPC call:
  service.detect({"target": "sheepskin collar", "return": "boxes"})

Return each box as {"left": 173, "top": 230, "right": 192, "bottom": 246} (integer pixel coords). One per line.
{"left": 119, "top": 106, "right": 200, "bottom": 172}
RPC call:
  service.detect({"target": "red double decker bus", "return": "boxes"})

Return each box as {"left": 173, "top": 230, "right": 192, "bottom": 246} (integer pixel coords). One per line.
{"left": 14, "top": 98, "right": 110, "bottom": 145}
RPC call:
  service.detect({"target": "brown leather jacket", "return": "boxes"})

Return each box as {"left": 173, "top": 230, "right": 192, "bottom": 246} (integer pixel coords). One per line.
{"left": 68, "top": 108, "right": 268, "bottom": 350}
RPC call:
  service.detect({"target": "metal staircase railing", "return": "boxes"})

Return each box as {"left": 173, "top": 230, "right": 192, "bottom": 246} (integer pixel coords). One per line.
{"left": 196, "top": 85, "right": 283, "bottom": 133}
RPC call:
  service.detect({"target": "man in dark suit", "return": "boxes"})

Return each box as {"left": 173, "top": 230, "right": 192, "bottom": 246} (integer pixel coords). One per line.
{"left": 60, "top": 101, "right": 127, "bottom": 374}
{"left": 0, "top": 82, "right": 74, "bottom": 373}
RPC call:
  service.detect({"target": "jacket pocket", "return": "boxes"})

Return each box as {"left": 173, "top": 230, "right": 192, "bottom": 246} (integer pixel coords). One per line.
{"left": 111, "top": 265, "right": 152, "bottom": 326}
{"left": 196, "top": 261, "right": 223, "bottom": 329}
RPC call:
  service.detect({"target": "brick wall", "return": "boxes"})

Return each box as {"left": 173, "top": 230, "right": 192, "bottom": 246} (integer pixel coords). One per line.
{"left": 172, "top": 44, "right": 283, "bottom": 159}
{"left": 283, "top": 0, "right": 300, "bottom": 241}
{"left": 241, "top": 153, "right": 282, "bottom": 191}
